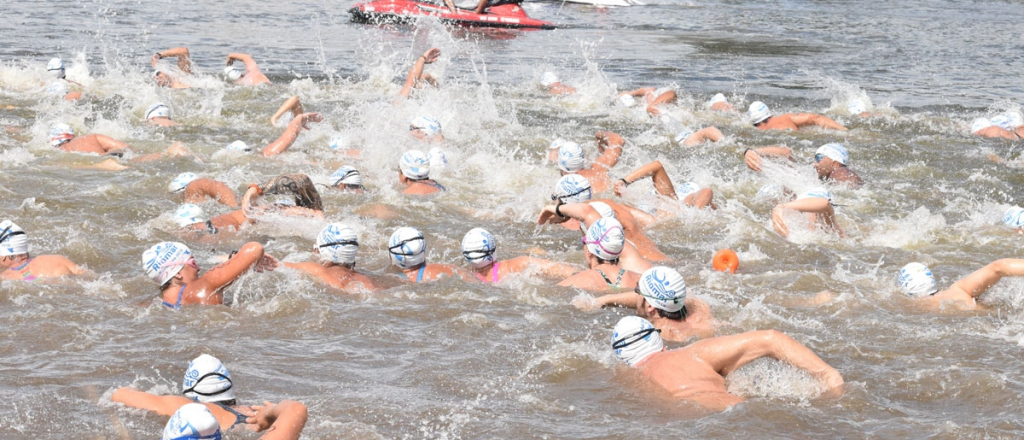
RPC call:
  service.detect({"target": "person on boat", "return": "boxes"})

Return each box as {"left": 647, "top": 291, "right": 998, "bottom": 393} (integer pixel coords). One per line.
{"left": 169, "top": 173, "right": 239, "bottom": 207}
{"left": 224, "top": 53, "right": 271, "bottom": 86}
{"left": 589, "top": 266, "right": 716, "bottom": 342}
{"left": 408, "top": 115, "right": 445, "bottom": 143}
{"left": 443, "top": 0, "right": 514, "bottom": 14}
{"left": 151, "top": 46, "right": 194, "bottom": 90}
{"left": 113, "top": 354, "right": 307, "bottom": 439}
{"left": 770, "top": 188, "right": 845, "bottom": 239}
{"left": 44, "top": 58, "right": 83, "bottom": 100}
{"left": 539, "top": 71, "right": 576, "bottom": 96}
{"left": 141, "top": 241, "right": 276, "bottom": 308}
{"left": 460, "top": 228, "right": 577, "bottom": 283}
{"left": 388, "top": 227, "right": 470, "bottom": 282}
{"left": 742, "top": 143, "right": 863, "bottom": 187}
{"left": 897, "top": 259, "right": 1024, "bottom": 311}
{"left": 398, "top": 149, "right": 445, "bottom": 195}
{"left": 145, "top": 102, "right": 180, "bottom": 127}
{"left": 747, "top": 101, "right": 847, "bottom": 131}
{"left": 282, "top": 223, "right": 379, "bottom": 293}
{"left": 399, "top": 48, "right": 441, "bottom": 100}
{"left": 614, "top": 160, "right": 717, "bottom": 210}
{"left": 611, "top": 316, "right": 843, "bottom": 412}
{"left": 0, "top": 220, "right": 85, "bottom": 281}
{"left": 330, "top": 166, "right": 366, "bottom": 193}
{"left": 548, "top": 130, "right": 624, "bottom": 194}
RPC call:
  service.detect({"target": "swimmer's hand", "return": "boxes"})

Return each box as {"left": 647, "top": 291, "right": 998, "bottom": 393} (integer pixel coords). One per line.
{"left": 771, "top": 205, "right": 790, "bottom": 238}
{"left": 570, "top": 293, "right": 599, "bottom": 311}
{"left": 613, "top": 179, "right": 628, "bottom": 197}
{"left": 255, "top": 254, "right": 279, "bottom": 272}
{"left": 537, "top": 205, "right": 569, "bottom": 225}
{"left": 298, "top": 112, "right": 323, "bottom": 130}
{"left": 422, "top": 48, "right": 441, "bottom": 64}
{"left": 744, "top": 149, "right": 763, "bottom": 172}
{"left": 819, "top": 368, "right": 844, "bottom": 394}
{"left": 246, "top": 401, "right": 276, "bottom": 432}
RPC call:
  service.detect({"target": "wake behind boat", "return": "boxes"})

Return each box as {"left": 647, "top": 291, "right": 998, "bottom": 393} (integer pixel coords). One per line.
{"left": 350, "top": 0, "right": 556, "bottom": 29}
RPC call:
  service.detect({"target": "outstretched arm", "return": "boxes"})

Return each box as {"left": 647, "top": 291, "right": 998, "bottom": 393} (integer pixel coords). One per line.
{"left": 270, "top": 96, "right": 303, "bottom": 126}
{"left": 593, "top": 291, "right": 637, "bottom": 308}
{"left": 771, "top": 197, "right": 835, "bottom": 238}
{"left": 111, "top": 388, "right": 191, "bottom": 416}
{"left": 683, "top": 126, "right": 723, "bottom": 146}
{"left": 619, "top": 87, "right": 655, "bottom": 98}
{"left": 226, "top": 53, "right": 258, "bottom": 71}
{"left": 195, "top": 242, "right": 271, "bottom": 297}
{"left": 690, "top": 330, "right": 844, "bottom": 389}
{"left": 742, "top": 146, "right": 794, "bottom": 172}
{"left": 947, "top": 258, "right": 1024, "bottom": 300}
{"left": 593, "top": 130, "right": 624, "bottom": 169}
{"left": 790, "top": 113, "right": 847, "bottom": 131}
{"left": 645, "top": 90, "right": 677, "bottom": 116}
{"left": 262, "top": 113, "right": 322, "bottom": 157}
{"left": 152, "top": 47, "right": 193, "bottom": 74}
{"left": 615, "top": 160, "right": 676, "bottom": 199}
{"left": 537, "top": 202, "right": 601, "bottom": 226}
{"left": 249, "top": 400, "right": 308, "bottom": 440}
{"left": 399, "top": 48, "right": 440, "bottom": 99}
{"left": 184, "top": 179, "right": 240, "bottom": 207}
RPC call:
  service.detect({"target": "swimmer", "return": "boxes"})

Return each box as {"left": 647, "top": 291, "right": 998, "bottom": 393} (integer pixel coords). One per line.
{"left": 172, "top": 204, "right": 246, "bottom": 236}
{"left": 153, "top": 70, "right": 191, "bottom": 89}
{"left": 549, "top": 130, "right": 624, "bottom": 193}
{"left": 0, "top": 220, "right": 85, "bottom": 281}
{"left": 260, "top": 112, "right": 323, "bottom": 157}
{"left": 45, "top": 58, "right": 83, "bottom": 100}
{"left": 169, "top": 173, "right": 240, "bottom": 207}
{"left": 558, "top": 218, "right": 641, "bottom": 291}
{"left": 707, "top": 93, "right": 735, "bottom": 112}
{"left": 327, "top": 135, "right": 362, "bottom": 158}
{"left": 146, "top": 102, "right": 180, "bottom": 127}
{"left": 771, "top": 188, "right": 845, "bottom": 238}
{"left": 408, "top": 115, "right": 445, "bottom": 143}
{"left": 743, "top": 143, "right": 863, "bottom": 187}
{"left": 617, "top": 87, "right": 677, "bottom": 116}
{"left": 747, "top": 101, "right": 847, "bottom": 131}
{"left": 113, "top": 354, "right": 307, "bottom": 438}
{"left": 141, "top": 241, "right": 276, "bottom": 308}
{"left": 270, "top": 96, "right": 303, "bottom": 126}
{"left": 1003, "top": 206, "right": 1024, "bottom": 233}
{"left": 282, "top": 223, "right": 379, "bottom": 293}
{"left": 539, "top": 71, "right": 576, "bottom": 96}
{"left": 151, "top": 47, "right": 193, "bottom": 89}
{"left": 225, "top": 52, "right": 270, "bottom": 85}
{"left": 658, "top": 115, "right": 724, "bottom": 147}
{"left": 388, "top": 227, "right": 471, "bottom": 282}
{"left": 460, "top": 228, "right": 577, "bottom": 283}
{"left": 991, "top": 111, "right": 1024, "bottom": 138}
{"left": 611, "top": 316, "right": 843, "bottom": 412}
{"left": 244, "top": 174, "right": 325, "bottom": 218}
{"left": 398, "top": 48, "right": 441, "bottom": 100}
{"left": 971, "top": 117, "right": 1019, "bottom": 140}
{"left": 398, "top": 150, "right": 445, "bottom": 195}
{"left": 614, "top": 160, "right": 717, "bottom": 209}
{"left": 49, "top": 123, "right": 189, "bottom": 160}
{"left": 330, "top": 166, "right": 366, "bottom": 193}
{"left": 589, "top": 266, "right": 716, "bottom": 341}
{"left": 846, "top": 99, "right": 874, "bottom": 118}
{"left": 897, "top": 259, "right": 1024, "bottom": 311}
{"left": 443, "top": 0, "right": 507, "bottom": 14}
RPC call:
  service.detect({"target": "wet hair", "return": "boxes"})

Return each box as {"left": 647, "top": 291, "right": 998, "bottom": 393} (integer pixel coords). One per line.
{"left": 655, "top": 305, "right": 688, "bottom": 321}
{"left": 595, "top": 257, "right": 619, "bottom": 265}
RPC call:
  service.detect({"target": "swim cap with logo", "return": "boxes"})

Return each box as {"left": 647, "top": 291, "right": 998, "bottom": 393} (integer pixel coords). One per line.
{"left": 162, "top": 403, "right": 222, "bottom": 440}
{"left": 540, "top": 71, "right": 559, "bottom": 87}
{"left": 409, "top": 116, "right": 442, "bottom": 136}
{"left": 330, "top": 166, "right": 363, "bottom": 188}
{"left": 815, "top": 143, "right": 849, "bottom": 166}
{"left": 146, "top": 102, "right": 172, "bottom": 120}
{"left": 224, "top": 65, "right": 243, "bottom": 81}
{"left": 225, "top": 140, "right": 251, "bottom": 152}
{"left": 1005, "top": 111, "right": 1024, "bottom": 129}
{"left": 47, "top": 58, "right": 65, "bottom": 79}
{"left": 748, "top": 101, "right": 771, "bottom": 125}
{"left": 585, "top": 217, "right": 625, "bottom": 261}
{"left": 461, "top": 227, "right": 496, "bottom": 269}
{"left": 327, "top": 135, "right": 347, "bottom": 151}
{"left": 1003, "top": 206, "right": 1024, "bottom": 228}
{"left": 797, "top": 188, "right": 832, "bottom": 201}
{"left": 897, "top": 262, "right": 938, "bottom": 297}
{"left": 677, "top": 182, "right": 701, "bottom": 198}
{"left": 168, "top": 173, "right": 198, "bottom": 193}
{"left": 49, "top": 123, "right": 74, "bottom": 147}
{"left": 429, "top": 147, "right": 448, "bottom": 170}
{"left": 847, "top": 100, "right": 867, "bottom": 115}
{"left": 142, "top": 242, "right": 192, "bottom": 285}
{"left": 618, "top": 94, "right": 636, "bottom": 107}
{"left": 182, "top": 354, "right": 235, "bottom": 403}
{"left": 971, "top": 118, "right": 994, "bottom": 133}
{"left": 388, "top": 227, "right": 426, "bottom": 269}
{"left": 400, "top": 149, "right": 431, "bottom": 180}
{"left": 991, "top": 114, "right": 1013, "bottom": 131}
{"left": 611, "top": 316, "right": 663, "bottom": 366}
{"left": 552, "top": 174, "right": 592, "bottom": 204}
{"left": 316, "top": 223, "right": 359, "bottom": 265}
{"left": 557, "top": 141, "right": 585, "bottom": 173}
{"left": 637, "top": 266, "right": 687, "bottom": 313}
{"left": 0, "top": 220, "right": 28, "bottom": 257}
{"left": 174, "top": 204, "right": 208, "bottom": 227}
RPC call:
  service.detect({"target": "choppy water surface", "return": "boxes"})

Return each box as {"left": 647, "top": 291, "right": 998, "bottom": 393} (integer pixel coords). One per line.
{"left": 3, "top": 0, "right": 1024, "bottom": 438}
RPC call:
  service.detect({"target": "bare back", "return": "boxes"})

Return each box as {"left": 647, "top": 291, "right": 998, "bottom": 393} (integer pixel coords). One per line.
{"left": 1, "top": 254, "right": 82, "bottom": 280}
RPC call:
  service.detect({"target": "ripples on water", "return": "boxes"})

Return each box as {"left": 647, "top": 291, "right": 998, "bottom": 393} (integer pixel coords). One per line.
{"left": 3, "top": 0, "right": 1024, "bottom": 438}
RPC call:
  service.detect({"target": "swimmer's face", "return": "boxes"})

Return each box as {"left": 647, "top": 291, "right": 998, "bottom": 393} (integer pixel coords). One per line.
{"left": 334, "top": 184, "right": 365, "bottom": 194}
{"left": 154, "top": 72, "right": 171, "bottom": 87}
{"left": 409, "top": 127, "right": 444, "bottom": 143}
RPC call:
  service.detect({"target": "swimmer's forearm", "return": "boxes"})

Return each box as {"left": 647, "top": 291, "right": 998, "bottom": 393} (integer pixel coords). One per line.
{"left": 594, "top": 291, "right": 634, "bottom": 308}
{"left": 748, "top": 146, "right": 792, "bottom": 158}
{"left": 620, "top": 160, "right": 665, "bottom": 186}
{"left": 261, "top": 117, "right": 304, "bottom": 157}
{"left": 256, "top": 400, "right": 307, "bottom": 440}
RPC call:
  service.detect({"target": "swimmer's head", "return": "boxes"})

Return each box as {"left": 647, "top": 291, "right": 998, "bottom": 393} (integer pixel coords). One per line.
{"left": 327, "top": 135, "right": 347, "bottom": 151}
{"left": 154, "top": 70, "right": 171, "bottom": 87}
{"left": 162, "top": 403, "right": 222, "bottom": 440}
{"left": 637, "top": 266, "right": 687, "bottom": 313}
{"left": 755, "top": 184, "right": 787, "bottom": 203}
{"left": 540, "top": 71, "right": 559, "bottom": 87}
{"left": 991, "top": 114, "right": 1014, "bottom": 131}
{"left": 45, "top": 81, "right": 68, "bottom": 96}
{"left": 461, "top": 227, "right": 496, "bottom": 269}
{"left": 146, "top": 102, "right": 172, "bottom": 121}
{"left": 182, "top": 354, "right": 235, "bottom": 404}
{"left": 168, "top": 173, "right": 199, "bottom": 194}
{"left": 1005, "top": 111, "right": 1024, "bottom": 129}
{"left": 748, "top": 101, "right": 771, "bottom": 125}
{"left": 225, "top": 140, "right": 252, "bottom": 153}
{"left": 815, "top": 143, "right": 849, "bottom": 166}
{"left": 708, "top": 93, "right": 727, "bottom": 106}
{"left": 796, "top": 188, "right": 832, "bottom": 202}
{"left": 330, "top": 166, "right": 363, "bottom": 189}
{"left": 618, "top": 94, "right": 636, "bottom": 107}
{"left": 584, "top": 217, "right": 625, "bottom": 261}
{"left": 971, "top": 117, "right": 994, "bottom": 134}
{"left": 551, "top": 174, "right": 592, "bottom": 204}
{"left": 223, "top": 65, "right": 244, "bottom": 82}
{"left": 847, "top": 99, "right": 867, "bottom": 115}
{"left": 1003, "top": 206, "right": 1024, "bottom": 229}
{"left": 142, "top": 241, "right": 193, "bottom": 286}
{"left": 174, "top": 204, "right": 208, "bottom": 227}
{"left": 556, "top": 141, "right": 585, "bottom": 173}
{"left": 897, "top": 262, "right": 938, "bottom": 297}
{"left": 49, "top": 123, "right": 75, "bottom": 147}
{"left": 0, "top": 220, "right": 28, "bottom": 257}
{"left": 388, "top": 227, "right": 426, "bottom": 269}
{"left": 399, "top": 149, "right": 431, "bottom": 180}
{"left": 611, "top": 316, "right": 663, "bottom": 366}
{"left": 46, "top": 58, "right": 65, "bottom": 79}
{"left": 409, "top": 116, "right": 442, "bottom": 137}
{"left": 316, "top": 223, "right": 359, "bottom": 266}
{"left": 673, "top": 127, "right": 694, "bottom": 145}
{"left": 428, "top": 147, "right": 448, "bottom": 170}
{"left": 677, "top": 182, "right": 701, "bottom": 198}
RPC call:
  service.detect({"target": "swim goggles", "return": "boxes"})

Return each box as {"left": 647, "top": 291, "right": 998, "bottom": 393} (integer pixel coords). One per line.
{"left": 388, "top": 236, "right": 424, "bottom": 256}
{"left": 461, "top": 248, "right": 495, "bottom": 261}
{"left": 551, "top": 185, "right": 591, "bottom": 202}
{"left": 331, "top": 169, "right": 361, "bottom": 187}
{"left": 319, "top": 239, "right": 359, "bottom": 249}
{"left": 612, "top": 327, "right": 661, "bottom": 350}
{"left": 814, "top": 154, "right": 824, "bottom": 163}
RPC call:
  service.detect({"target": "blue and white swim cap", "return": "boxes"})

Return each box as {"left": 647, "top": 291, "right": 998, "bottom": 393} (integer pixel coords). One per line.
{"left": 409, "top": 116, "right": 442, "bottom": 136}
{"left": 400, "top": 149, "right": 431, "bottom": 180}
{"left": 585, "top": 217, "right": 625, "bottom": 261}
{"left": 162, "top": 403, "right": 222, "bottom": 440}
{"left": 816, "top": 143, "right": 849, "bottom": 166}
{"left": 46, "top": 58, "right": 65, "bottom": 79}
{"left": 1003, "top": 206, "right": 1024, "bottom": 228}
{"left": 174, "top": 204, "right": 208, "bottom": 227}
{"left": 49, "top": 123, "right": 74, "bottom": 147}
{"left": 557, "top": 141, "right": 585, "bottom": 173}
{"left": 540, "top": 71, "right": 559, "bottom": 87}
{"left": 797, "top": 187, "right": 832, "bottom": 201}
{"left": 972, "top": 118, "right": 994, "bottom": 133}
{"left": 618, "top": 94, "right": 636, "bottom": 107}
{"left": 847, "top": 99, "right": 867, "bottom": 115}
{"left": 673, "top": 128, "right": 694, "bottom": 145}
{"left": 182, "top": 354, "right": 235, "bottom": 403}
{"left": 225, "top": 140, "right": 251, "bottom": 152}
{"left": 611, "top": 316, "right": 663, "bottom": 366}
{"left": 316, "top": 223, "right": 359, "bottom": 265}
{"left": 168, "top": 172, "right": 198, "bottom": 193}
{"left": 146, "top": 102, "right": 172, "bottom": 120}
{"left": 330, "top": 166, "right": 362, "bottom": 188}
{"left": 748, "top": 101, "right": 771, "bottom": 125}
{"left": 429, "top": 147, "right": 448, "bottom": 170}
{"left": 224, "top": 65, "right": 243, "bottom": 81}
{"left": 637, "top": 266, "right": 687, "bottom": 313}
{"left": 461, "top": 228, "right": 496, "bottom": 269}
{"left": 897, "top": 262, "right": 938, "bottom": 297}
{"left": 327, "top": 135, "right": 347, "bottom": 151}
{"left": 388, "top": 227, "right": 426, "bottom": 269}
{"left": 0, "top": 220, "right": 28, "bottom": 257}
{"left": 991, "top": 114, "right": 1013, "bottom": 131}
{"left": 552, "top": 174, "right": 592, "bottom": 204}
{"left": 142, "top": 242, "right": 192, "bottom": 285}
{"left": 677, "top": 182, "right": 701, "bottom": 198}
{"left": 1005, "top": 111, "right": 1024, "bottom": 129}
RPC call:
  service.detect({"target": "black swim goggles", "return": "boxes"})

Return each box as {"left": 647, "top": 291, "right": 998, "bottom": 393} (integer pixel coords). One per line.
{"left": 182, "top": 372, "right": 233, "bottom": 397}
{"left": 388, "top": 237, "right": 424, "bottom": 256}
{"left": 319, "top": 239, "right": 359, "bottom": 249}
{"left": 551, "top": 186, "right": 591, "bottom": 202}
{"left": 0, "top": 226, "right": 25, "bottom": 245}
{"left": 462, "top": 248, "right": 494, "bottom": 260}
{"left": 332, "top": 170, "right": 361, "bottom": 187}
{"left": 612, "top": 327, "right": 661, "bottom": 350}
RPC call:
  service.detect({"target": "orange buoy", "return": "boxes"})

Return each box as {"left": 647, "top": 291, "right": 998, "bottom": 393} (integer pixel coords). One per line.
{"left": 712, "top": 249, "right": 739, "bottom": 274}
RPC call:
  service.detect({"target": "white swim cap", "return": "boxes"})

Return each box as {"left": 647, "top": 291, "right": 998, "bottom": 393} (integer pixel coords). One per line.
{"left": 388, "top": 227, "right": 426, "bottom": 269}
{"left": 709, "top": 93, "right": 727, "bottom": 105}
{"left": 45, "top": 81, "right": 68, "bottom": 96}
{"left": 429, "top": 147, "right": 449, "bottom": 170}
{"left": 174, "top": 204, "right": 208, "bottom": 227}
{"left": 971, "top": 117, "right": 994, "bottom": 133}
{"left": 611, "top": 316, "right": 663, "bottom": 366}
{"left": 1003, "top": 206, "right": 1024, "bottom": 228}
{"left": 49, "top": 123, "right": 74, "bottom": 147}
{"left": 461, "top": 227, "right": 496, "bottom": 269}
{"left": 409, "top": 116, "right": 442, "bottom": 136}
{"left": 146, "top": 102, "right": 172, "bottom": 120}
{"left": 182, "top": 354, "right": 235, "bottom": 403}
{"left": 46, "top": 58, "right": 65, "bottom": 79}
{"left": 224, "top": 65, "right": 244, "bottom": 81}
{"left": 585, "top": 218, "right": 625, "bottom": 261}
{"left": 557, "top": 141, "right": 585, "bottom": 173}
{"left": 162, "top": 403, "right": 222, "bottom": 440}
{"left": 796, "top": 188, "right": 832, "bottom": 201}
{"left": 1005, "top": 111, "right": 1024, "bottom": 129}
{"left": 400, "top": 149, "right": 431, "bottom": 180}
{"left": 677, "top": 182, "right": 701, "bottom": 198}
{"left": 847, "top": 100, "right": 867, "bottom": 115}
{"left": 815, "top": 143, "right": 849, "bottom": 165}
{"left": 316, "top": 223, "right": 359, "bottom": 265}
{"left": 637, "top": 266, "right": 687, "bottom": 313}
{"left": 540, "top": 71, "right": 559, "bottom": 87}
{"left": 168, "top": 172, "right": 198, "bottom": 193}
{"left": 673, "top": 128, "right": 694, "bottom": 145}
{"left": 618, "top": 94, "right": 636, "bottom": 107}
{"left": 0, "top": 220, "right": 29, "bottom": 257}
{"left": 327, "top": 135, "right": 347, "bottom": 151}
{"left": 897, "top": 262, "right": 938, "bottom": 297}
{"left": 755, "top": 184, "right": 785, "bottom": 201}
{"left": 748, "top": 101, "right": 772, "bottom": 125}
{"left": 330, "top": 166, "right": 363, "bottom": 188}
{"left": 991, "top": 114, "right": 1013, "bottom": 131}
{"left": 589, "top": 201, "right": 616, "bottom": 220}
{"left": 142, "top": 242, "right": 193, "bottom": 286}
{"left": 552, "top": 174, "right": 592, "bottom": 204}
{"left": 225, "top": 140, "right": 251, "bottom": 152}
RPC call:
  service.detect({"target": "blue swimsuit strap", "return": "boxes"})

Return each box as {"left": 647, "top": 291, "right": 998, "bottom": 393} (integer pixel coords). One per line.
{"left": 416, "top": 265, "right": 426, "bottom": 283}
{"left": 162, "top": 285, "right": 186, "bottom": 309}
{"left": 212, "top": 402, "right": 249, "bottom": 428}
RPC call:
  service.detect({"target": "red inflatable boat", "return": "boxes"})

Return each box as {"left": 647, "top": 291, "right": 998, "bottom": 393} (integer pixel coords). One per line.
{"left": 349, "top": 0, "right": 556, "bottom": 30}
